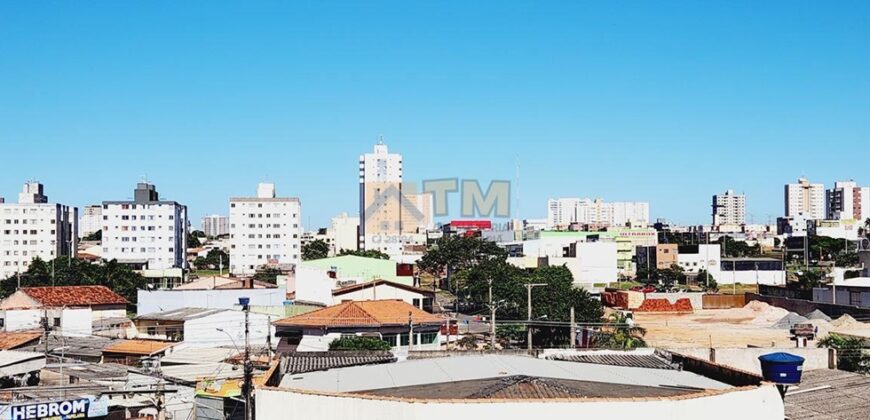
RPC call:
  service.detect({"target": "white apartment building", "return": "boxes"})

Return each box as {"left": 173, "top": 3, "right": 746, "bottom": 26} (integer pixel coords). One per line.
{"left": 358, "top": 140, "right": 431, "bottom": 256}
{"left": 712, "top": 190, "right": 746, "bottom": 226}
{"left": 547, "top": 198, "right": 649, "bottom": 229}
{"left": 201, "top": 214, "right": 229, "bottom": 238}
{"left": 102, "top": 183, "right": 188, "bottom": 270}
{"left": 785, "top": 178, "right": 825, "bottom": 219}
{"left": 826, "top": 180, "right": 870, "bottom": 221}
{"left": 78, "top": 205, "right": 102, "bottom": 239}
{"left": 229, "top": 183, "right": 301, "bottom": 275}
{"left": 0, "top": 182, "right": 78, "bottom": 281}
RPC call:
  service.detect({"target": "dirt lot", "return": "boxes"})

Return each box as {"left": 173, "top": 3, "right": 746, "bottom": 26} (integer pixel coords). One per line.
{"left": 634, "top": 302, "right": 869, "bottom": 348}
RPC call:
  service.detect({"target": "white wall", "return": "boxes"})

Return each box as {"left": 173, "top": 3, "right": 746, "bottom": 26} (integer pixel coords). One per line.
{"left": 184, "top": 310, "right": 276, "bottom": 349}
{"left": 671, "top": 348, "right": 831, "bottom": 375}
{"left": 720, "top": 270, "right": 785, "bottom": 286}
{"left": 677, "top": 245, "right": 721, "bottom": 276}
{"left": 1, "top": 308, "right": 91, "bottom": 336}
{"left": 136, "top": 286, "right": 287, "bottom": 315}
{"left": 333, "top": 284, "right": 428, "bottom": 307}
{"left": 257, "top": 385, "right": 783, "bottom": 420}
{"left": 293, "top": 266, "right": 334, "bottom": 306}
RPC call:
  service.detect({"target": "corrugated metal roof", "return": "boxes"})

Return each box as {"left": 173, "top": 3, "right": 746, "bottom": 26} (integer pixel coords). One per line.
{"left": 282, "top": 351, "right": 396, "bottom": 374}
{"left": 161, "top": 347, "right": 239, "bottom": 365}
{"left": 135, "top": 307, "right": 229, "bottom": 321}
{"left": 546, "top": 353, "right": 678, "bottom": 370}
{"left": 279, "top": 354, "right": 730, "bottom": 393}
{"left": 785, "top": 369, "right": 870, "bottom": 420}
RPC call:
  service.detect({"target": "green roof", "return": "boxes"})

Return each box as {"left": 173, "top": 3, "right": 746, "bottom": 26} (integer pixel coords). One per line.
{"left": 301, "top": 255, "right": 408, "bottom": 285}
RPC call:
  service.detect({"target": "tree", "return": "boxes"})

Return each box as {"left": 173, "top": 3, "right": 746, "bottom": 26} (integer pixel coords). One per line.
{"left": 252, "top": 266, "right": 283, "bottom": 284}
{"left": 82, "top": 230, "right": 102, "bottom": 241}
{"left": 697, "top": 269, "right": 718, "bottom": 292}
{"left": 657, "top": 264, "right": 686, "bottom": 291}
{"left": 715, "top": 236, "right": 761, "bottom": 258}
{"left": 593, "top": 312, "right": 647, "bottom": 349}
{"left": 818, "top": 333, "right": 870, "bottom": 373}
{"left": 337, "top": 249, "right": 390, "bottom": 260}
{"left": 790, "top": 269, "right": 824, "bottom": 293}
{"left": 204, "top": 248, "right": 229, "bottom": 270}
{"left": 302, "top": 239, "right": 330, "bottom": 261}
{"left": 187, "top": 232, "right": 202, "bottom": 248}
{"left": 1, "top": 256, "right": 147, "bottom": 305}
{"left": 329, "top": 336, "right": 392, "bottom": 351}
{"left": 193, "top": 256, "right": 208, "bottom": 270}
{"left": 417, "top": 236, "right": 507, "bottom": 277}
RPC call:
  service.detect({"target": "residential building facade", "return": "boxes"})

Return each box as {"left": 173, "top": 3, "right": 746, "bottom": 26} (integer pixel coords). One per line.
{"left": 229, "top": 183, "right": 301, "bottom": 275}
{"left": 826, "top": 180, "right": 870, "bottom": 221}
{"left": 78, "top": 205, "right": 102, "bottom": 239}
{"left": 712, "top": 190, "right": 746, "bottom": 226}
{"left": 330, "top": 212, "right": 359, "bottom": 254}
{"left": 102, "top": 182, "right": 188, "bottom": 270}
{"left": 785, "top": 178, "right": 825, "bottom": 219}
{"left": 547, "top": 198, "right": 649, "bottom": 229}
{"left": 0, "top": 182, "right": 77, "bottom": 280}
{"left": 201, "top": 214, "right": 229, "bottom": 238}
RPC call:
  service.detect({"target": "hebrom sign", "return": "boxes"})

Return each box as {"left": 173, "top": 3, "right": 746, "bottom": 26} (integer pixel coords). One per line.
{"left": 2, "top": 396, "right": 109, "bottom": 420}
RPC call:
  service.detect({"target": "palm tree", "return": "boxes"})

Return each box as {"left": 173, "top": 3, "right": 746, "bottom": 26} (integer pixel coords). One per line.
{"left": 592, "top": 313, "right": 647, "bottom": 349}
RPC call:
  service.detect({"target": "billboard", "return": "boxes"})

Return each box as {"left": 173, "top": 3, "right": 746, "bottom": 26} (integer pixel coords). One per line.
{"left": 1, "top": 396, "right": 109, "bottom": 420}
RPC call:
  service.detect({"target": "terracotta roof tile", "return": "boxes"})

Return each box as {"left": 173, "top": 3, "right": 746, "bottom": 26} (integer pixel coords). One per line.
{"left": 0, "top": 331, "right": 42, "bottom": 350}
{"left": 21, "top": 286, "right": 128, "bottom": 307}
{"left": 102, "top": 339, "right": 174, "bottom": 356}
{"left": 274, "top": 299, "right": 442, "bottom": 328}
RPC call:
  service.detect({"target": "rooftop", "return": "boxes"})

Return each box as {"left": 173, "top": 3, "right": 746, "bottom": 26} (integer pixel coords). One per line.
{"left": 545, "top": 351, "right": 678, "bottom": 370}
{"left": 19, "top": 285, "right": 128, "bottom": 307}
{"left": 332, "top": 279, "right": 435, "bottom": 297}
{"left": 135, "top": 307, "right": 230, "bottom": 321}
{"left": 282, "top": 351, "right": 397, "bottom": 374}
{"left": 103, "top": 339, "right": 175, "bottom": 356}
{"left": 161, "top": 347, "right": 240, "bottom": 365}
{"left": 274, "top": 299, "right": 442, "bottom": 329}
{"left": 785, "top": 369, "right": 870, "bottom": 420}
{"left": 278, "top": 354, "right": 730, "bottom": 396}
{"left": 0, "top": 331, "right": 42, "bottom": 350}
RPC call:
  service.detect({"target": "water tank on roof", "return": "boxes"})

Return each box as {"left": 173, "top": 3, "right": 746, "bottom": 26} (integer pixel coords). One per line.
{"left": 758, "top": 352, "right": 804, "bottom": 385}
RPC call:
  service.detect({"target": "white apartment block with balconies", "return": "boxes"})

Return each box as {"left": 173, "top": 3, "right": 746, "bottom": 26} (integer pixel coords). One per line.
{"left": 785, "top": 178, "right": 825, "bottom": 220}
{"left": 229, "top": 183, "right": 301, "bottom": 275}
{"left": 547, "top": 198, "right": 649, "bottom": 229}
{"left": 826, "top": 180, "right": 870, "bottom": 221}
{"left": 102, "top": 183, "right": 188, "bottom": 270}
{"left": 202, "top": 214, "right": 229, "bottom": 238}
{"left": 712, "top": 190, "right": 746, "bottom": 226}
{"left": 0, "top": 182, "right": 78, "bottom": 280}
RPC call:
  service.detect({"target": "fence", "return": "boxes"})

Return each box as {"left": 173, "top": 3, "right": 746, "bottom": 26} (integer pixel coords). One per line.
{"left": 702, "top": 294, "right": 747, "bottom": 309}
{"left": 746, "top": 293, "right": 870, "bottom": 321}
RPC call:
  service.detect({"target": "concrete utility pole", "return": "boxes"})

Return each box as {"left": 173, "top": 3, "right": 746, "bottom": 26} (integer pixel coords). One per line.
{"left": 569, "top": 307, "right": 576, "bottom": 348}
{"left": 408, "top": 311, "right": 414, "bottom": 350}
{"left": 489, "top": 279, "right": 496, "bottom": 349}
{"left": 525, "top": 283, "right": 547, "bottom": 352}
{"left": 240, "top": 297, "right": 253, "bottom": 420}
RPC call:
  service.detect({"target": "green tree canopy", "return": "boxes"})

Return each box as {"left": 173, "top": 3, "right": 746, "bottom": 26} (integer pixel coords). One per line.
{"left": 593, "top": 312, "right": 647, "bottom": 350}
{"left": 329, "top": 336, "right": 392, "bottom": 351}
{"left": 818, "top": 333, "right": 870, "bottom": 373}
{"left": 417, "top": 235, "right": 507, "bottom": 277}
{"left": 337, "top": 249, "right": 390, "bottom": 260}
{"left": 302, "top": 239, "right": 330, "bottom": 261}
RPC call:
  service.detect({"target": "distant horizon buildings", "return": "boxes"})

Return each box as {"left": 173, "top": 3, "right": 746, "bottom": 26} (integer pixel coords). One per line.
{"left": 0, "top": 182, "right": 78, "bottom": 280}
{"left": 785, "top": 178, "right": 825, "bottom": 220}
{"left": 201, "top": 214, "right": 229, "bottom": 238}
{"left": 712, "top": 190, "right": 746, "bottom": 227}
{"left": 229, "top": 183, "right": 301, "bottom": 275}
{"left": 547, "top": 198, "right": 649, "bottom": 230}
{"left": 826, "top": 180, "right": 869, "bottom": 222}
{"left": 79, "top": 204, "right": 102, "bottom": 239}
{"left": 102, "top": 182, "right": 188, "bottom": 270}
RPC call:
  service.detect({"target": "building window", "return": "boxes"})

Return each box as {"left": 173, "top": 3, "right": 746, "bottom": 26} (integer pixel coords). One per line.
{"left": 53, "top": 317, "right": 61, "bottom": 327}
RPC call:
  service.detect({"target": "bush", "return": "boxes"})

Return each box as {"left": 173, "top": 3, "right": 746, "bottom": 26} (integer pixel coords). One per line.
{"left": 328, "top": 336, "right": 392, "bottom": 351}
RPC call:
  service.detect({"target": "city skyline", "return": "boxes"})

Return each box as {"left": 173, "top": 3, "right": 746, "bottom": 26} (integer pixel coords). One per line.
{"left": 2, "top": 2, "right": 869, "bottom": 228}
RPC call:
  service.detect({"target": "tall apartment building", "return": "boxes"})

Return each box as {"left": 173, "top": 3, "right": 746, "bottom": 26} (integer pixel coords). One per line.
{"left": 712, "top": 190, "right": 746, "bottom": 226}
{"left": 201, "top": 214, "right": 229, "bottom": 238}
{"left": 229, "top": 183, "right": 301, "bottom": 275}
{"left": 826, "top": 180, "right": 870, "bottom": 221}
{"left": 0, "top": 182, "right": 78, "bottom": 280}
{"left": 358, "top": 140, "right": 431, "bottom": 255}
{"left": 547, "top": 198, "right": 649, "bottom": 229}
{"left": 331, "top": 212, "right": 359, "bottom": 254}
{"left": 102, "top": 183, "right": 188, "bottom": 270}
{"left": 784, "top": 178, "right": 825, "bottom": 220}
{"left": 79, "top": 205, "right": 103, "bottom": 239}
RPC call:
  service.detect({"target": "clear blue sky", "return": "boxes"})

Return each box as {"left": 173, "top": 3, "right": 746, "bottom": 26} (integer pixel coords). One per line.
{"left": 1, "top": 1, "right": 868, "bottom": 229}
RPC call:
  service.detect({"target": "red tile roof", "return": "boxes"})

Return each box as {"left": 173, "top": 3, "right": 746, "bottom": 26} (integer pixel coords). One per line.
{"left": 102, "top": 339, "right": 174, "bottom": 356}
{"left": 0, "top": 331, "right": 42, "bottom": 350}
{"left": 274, "top": 299, "right": 442, "bottom": 329}
{"left": 21, "top": 286, "right": 128, "bottom": 307}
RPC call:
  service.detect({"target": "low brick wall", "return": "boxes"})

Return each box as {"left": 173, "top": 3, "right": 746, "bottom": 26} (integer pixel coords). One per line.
{"left": 702, "top": 294, "right": 747, "bottom": 309}
{"left": 646, "top": 292, "right": 704, "bottom": 310}
{"left": 636, "top": 298, "right": 694, "bottom": 313}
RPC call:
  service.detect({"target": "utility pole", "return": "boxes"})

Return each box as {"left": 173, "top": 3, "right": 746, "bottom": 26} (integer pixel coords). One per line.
{"left": 240, "top": 297, "right": 253, "bottom": 420}
{"left": 266, "top": 315, "right": 273, "bottom": 359}
{"left": 408, "top": 311, "right": 414, "bottom": 350}
{"left": 525, "top": 283, "right": 546, "bottom": 352}
{"left": 569, "top": 307, "right": 576, "bottom": 348}
{"left": 488, "top": 279, "right": 496, "bottom": 349}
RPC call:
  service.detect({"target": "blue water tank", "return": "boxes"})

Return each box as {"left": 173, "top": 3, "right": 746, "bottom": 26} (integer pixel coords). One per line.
{"left": 238, "top": 296, "right": 251, "bottom": 306}
{"left": 758, "top": 352, "right": 805, "bottom": 384}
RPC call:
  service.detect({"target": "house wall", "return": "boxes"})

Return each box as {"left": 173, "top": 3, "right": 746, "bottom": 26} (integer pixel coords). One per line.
{"left": 293, "top": 266, "right": 335, "bottom": 306}
{"left": 671, "top": 348, "right": 832, "bottom": 375}
{"left": 92, "top": 307, "right": 128, "bottom": 321}
{"left": 136, "top": 286, "right": 287, "bottom": 315}
{"left": 296, "top": 330, "right": 442, "bottom": 353}
{"left": 720, "top": 270, "right": 785, "bottom": 286}
{"left": 676, "top": 245, "right": 721, "bottom": 276}
{"left": 813, "top": 287, "right": 870, "bottom": 308}
{"left": 0, "top": 308, "right": 91, "bottom": 336}
{"left": 256, "top": 385, "right": 783, "bottom": 420}
{"left": 184, "top": 311, "right": 276, "bottom": 349}
{"left": 333, "top": 285, "right": 429, "bottom": 308}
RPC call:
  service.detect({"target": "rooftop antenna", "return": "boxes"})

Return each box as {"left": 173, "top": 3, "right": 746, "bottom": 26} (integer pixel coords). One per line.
{"left": 377, "top": 135, "right": 384, "bottom": 145}
{"left": 515, "top": 156, "right": 520, "bottom": 221}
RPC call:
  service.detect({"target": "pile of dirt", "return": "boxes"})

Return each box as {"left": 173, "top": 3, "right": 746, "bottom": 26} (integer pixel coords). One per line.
{"left": 771, "top": 312, "right": 810, "bottom": 329}
{"left": 831, "top": 314, "right": 863, "bottom": 330}
{"left": 743, "top": 301, "right": 790, "bottom": 325}
{"left": 805, "top": 309, "right": 832, "bottom": 322}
